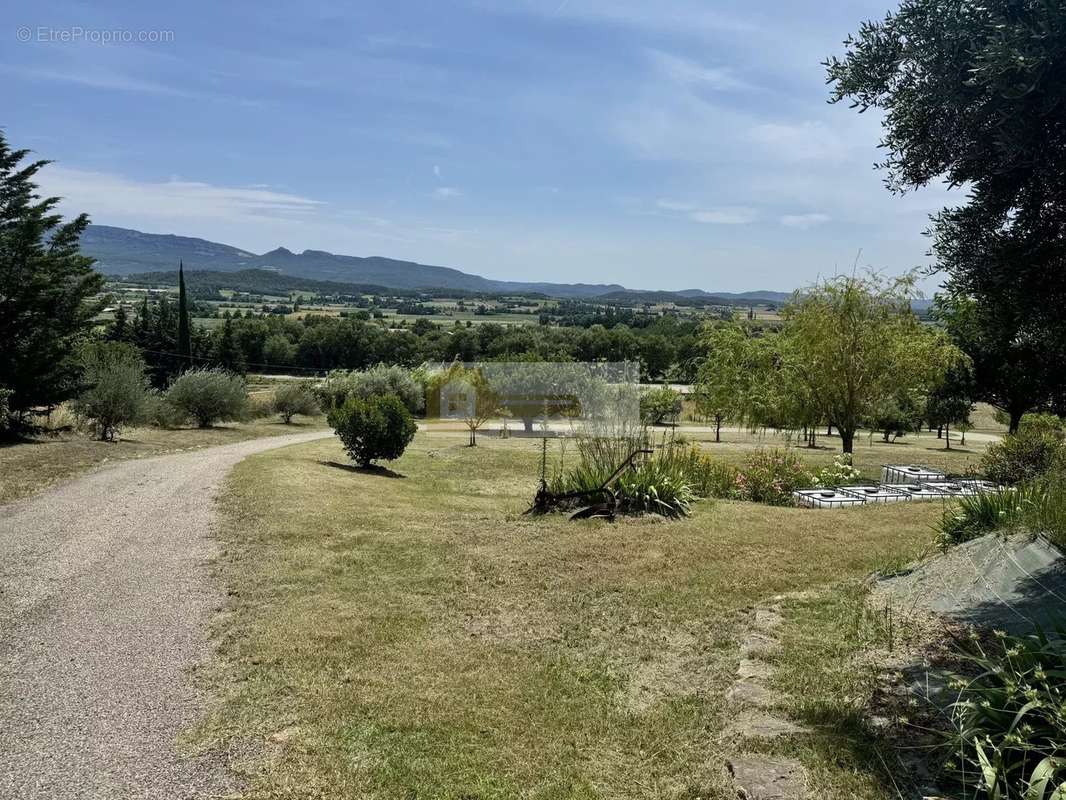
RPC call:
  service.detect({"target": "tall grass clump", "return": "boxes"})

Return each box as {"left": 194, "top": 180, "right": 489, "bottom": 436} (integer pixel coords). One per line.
{"left": 942, "top": 629, "right": 1066, "bottom": 800}
{"left": 938, "top": 468, "right": 1066, "bottom": 550}
{"left": 541, "top": 421, "right": 702, "bottom": 519}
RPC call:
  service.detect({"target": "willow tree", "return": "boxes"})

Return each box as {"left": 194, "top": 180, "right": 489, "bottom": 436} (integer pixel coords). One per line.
{"left": 781, "top": 273, "right": 961, "bottom": 454}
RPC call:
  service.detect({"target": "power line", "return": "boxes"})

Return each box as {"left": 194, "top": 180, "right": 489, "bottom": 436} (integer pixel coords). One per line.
{"left": 136, "top": 347, "right": 326, "bottom": 376}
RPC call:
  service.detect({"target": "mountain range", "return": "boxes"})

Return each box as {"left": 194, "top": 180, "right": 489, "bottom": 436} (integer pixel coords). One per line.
{"left": 81, "top": 225, "right": 792, "bottom": 304}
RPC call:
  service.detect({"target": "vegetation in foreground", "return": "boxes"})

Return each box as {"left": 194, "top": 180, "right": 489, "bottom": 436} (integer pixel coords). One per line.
{"left": 192, "top": 430, "right": 947, "bottom": 800}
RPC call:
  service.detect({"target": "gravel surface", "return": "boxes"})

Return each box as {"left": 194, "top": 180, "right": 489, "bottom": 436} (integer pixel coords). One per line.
{"left": 0, "top": 430, "right": 332, "bottom": 800}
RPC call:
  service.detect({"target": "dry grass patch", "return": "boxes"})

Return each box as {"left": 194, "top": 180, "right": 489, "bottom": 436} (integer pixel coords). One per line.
{"left": 192, "top": 430, "right": 953, "bottom": 799}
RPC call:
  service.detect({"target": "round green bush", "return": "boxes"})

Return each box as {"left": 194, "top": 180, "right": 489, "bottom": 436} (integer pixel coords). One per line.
{"left": 72, "top": 341, "right": 150, "bottom": 441}
{"left": 981, "top": 426, "right": 1064, "bottom": 485}
{"left": 165, "top": 368, "right": 248, "bottom": 428}
{"left": 272, "top": 382, "right": 318, "bottom": 423}
{"left": 327, "top": 393, "right": 417, "bottom": 467}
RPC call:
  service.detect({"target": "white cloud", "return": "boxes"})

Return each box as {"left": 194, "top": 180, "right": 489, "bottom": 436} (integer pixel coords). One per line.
{"left": 689, "top": 207, "right": 757, "bottom": 225}
{"left": 433, "top": 164, "right": 442, "bottom": 179}
{"left": 433, "top": 186, "right": 462, "bottom": 198}
{"left": 781, "top": 212, "right": 831, "bottom": 229}
{"left": 504, "top": 0, "right": 757, "bottom": 37}
{"left": 38, "top": 165, "right": 324, "bottom": 221}
{"left": 0, "top": 64, "right": 200, "bottom": 98}
{"left": 751, "top": 121, "right": 849, "bottom": 163}
{"left": 656, "top": 200, "right": 756, "bottom": 225}
{"left": 648, "top": 50, "right": 750, "bottom": 92}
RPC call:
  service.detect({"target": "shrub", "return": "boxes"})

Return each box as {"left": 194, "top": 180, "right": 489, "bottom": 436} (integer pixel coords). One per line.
{"left": 272, "top": 382, "right": 318, "bottom": 423}
{"left": 327, "top": 394, "right": 416, "bottom": 467}
{"left": 814, "top": 454, "right": 862, "bottom": 487}
{"left": 656, "top": 441, "right": 733, "bottom": 499}
{"left": 981, "top": 427, "right": 1064, "bottom": 485}
{"left": 0, "top": 386, "right": 12, "bottom": 436}
{"left": 640, "top": 386, "right": 682, "bottom": 426}
{"left": 540, "top": 428, "right": 701, "bottom": 518}
{"left": 313, "top": 365, "right": 424, "bottom": 414}
{"left": 140, "top": 391, "right": 188, "bottom": 429}
{"left": 243, "top": 393, "right": 275, "bottom": 421}
{"left": 937, "top": 465, "right": 1066, "bottom": 549}
{"left": 1019, "top": 412, "right": 1066, "bottom": 436}
{"left": 71, "top": 342, "right": 149, "bottom": 441}
{"left": 937, "top": 487, "right": 1033, "bottom": 547}
{"left": 733, "top": 449, "right": 815, "bottom": 505}
{"left": 611, "top": 458, "right": 695, "bottom": 518}
{"left": 165, "top": 369, "right": 248, "bottom": 428}
{"left": 944, "top": 629, "right": 1066, "bottom": 800}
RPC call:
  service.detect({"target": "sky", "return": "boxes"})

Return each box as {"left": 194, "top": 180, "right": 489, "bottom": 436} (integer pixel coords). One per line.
{"left": 8, "top": 0, "right": 960, "bottom": 293}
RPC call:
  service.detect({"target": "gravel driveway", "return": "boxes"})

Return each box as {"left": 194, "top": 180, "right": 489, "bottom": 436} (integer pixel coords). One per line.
{"left": 0, "top": 430, "right": 332, "bottom": 799}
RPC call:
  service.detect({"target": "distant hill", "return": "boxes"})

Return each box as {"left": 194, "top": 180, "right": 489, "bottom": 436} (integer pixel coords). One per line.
{"left": 82, "top": 225, "right": 625, "bottom": 298}
{"left": 115, "top": 269, "right": 420, "bottom": 299}
{"left": 676, "top": 288, "right": 792, "bottom": 304}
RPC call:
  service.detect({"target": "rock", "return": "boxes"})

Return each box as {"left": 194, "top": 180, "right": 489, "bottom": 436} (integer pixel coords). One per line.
{"left": 740, "top": 632, "right": 778, "bottom": 657}
{"left": 732, "top": 711, "right": 809, "bottom": 739}
{"left": 726, "top": 680, "right": 780, "bottom": 708}
{"left": 727, "top": 754, "right": 806, "bottom": 799}
{"left": 736, "top": 658, "right": 773, "bottom": 682}
{"left": 754, "top": 608, "right": 784, "bottom": 632}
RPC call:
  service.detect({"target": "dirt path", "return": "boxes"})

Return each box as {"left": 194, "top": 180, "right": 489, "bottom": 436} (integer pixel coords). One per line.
{"left": 0, "top": 430, "right": 333, "bottom": 800}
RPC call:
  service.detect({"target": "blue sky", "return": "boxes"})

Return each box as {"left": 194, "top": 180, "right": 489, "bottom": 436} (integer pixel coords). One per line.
{"left": 8, "top": 0, "right": 957, "bottom": 292}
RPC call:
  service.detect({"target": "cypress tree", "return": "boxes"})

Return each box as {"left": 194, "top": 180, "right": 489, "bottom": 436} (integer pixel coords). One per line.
{"left": 177, "top": 260, "right": 192, "bottom": 369}
{"left": 109, "top": 304, "right": 129, "bottom": 342}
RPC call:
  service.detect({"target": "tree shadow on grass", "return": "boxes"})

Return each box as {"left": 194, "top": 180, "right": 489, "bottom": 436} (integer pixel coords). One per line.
{"left": 316, "top": 460, "right": 406, "bottom": 479}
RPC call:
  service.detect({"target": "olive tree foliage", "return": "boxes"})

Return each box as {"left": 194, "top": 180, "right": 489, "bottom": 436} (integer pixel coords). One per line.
{"left": 165, "top": 368, "right": 248, "bottom": 428}
{"left": 780, "top": 273, "right": 963, "bottom": 454}
{"left": 313, "top": 364, "right": 424, "bottom": 415}
{"left": 826, "top": 0, "right": 1066, "bottom": 431}
{"left": 72, "top": 341, "right": 150, "bottom": 441}
{"left": 272, "top": 381, "right": 319, "bottom": 423}
{"left": 327, "top": 394, "right": 417, "bottom": 467}
{"left": 0, "top": 132, "right": 104, "bottom": 428}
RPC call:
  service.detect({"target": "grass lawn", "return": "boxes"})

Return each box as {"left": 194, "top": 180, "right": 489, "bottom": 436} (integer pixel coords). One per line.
{"left": 0, "top": 416, "right": 325, "bottom": 506}
{"left": 193, "top": 430, "right": 967, "bottom": 799}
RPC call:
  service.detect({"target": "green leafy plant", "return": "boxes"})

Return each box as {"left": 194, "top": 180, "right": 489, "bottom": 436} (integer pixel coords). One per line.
{"left": 944, "top": 629, "right": 1066, "bottom": 800}
{"left": 937, "top": 487, "right": 1032, "bottom": 547}
{"left": 314, "top": 365, "right": 425, "bottom": 415}
{"left": 982, "top": 427, "right": 1064, "bottom": 486}
{"left": 165, "top": 368, "right": 248, "bottom": 428}
{"left": 610, "top": 458, "right": 695, "bottom": 518}
{"left": 814, "top": 454, "right": 862, "bottom": 487}
{"left": 327, "top": 393, "right": 416, "bottom": 467}
{"left": 139, "top": 391, "right": 188, "bottom": 429}
{"left": 733, "top": 449, "right": 816, "bottom": 505}
{"left": 639, "top": 386, "right": 682, "bottom": 426}
{"left": 72, "top": 341, "right": 150, "bottom": 441}
{"left": 272, "top": 382, "right": 319, "bottom": 423}
{"left": 0, "top": 387, "right": 11, "bottom": 435}
{"left": 542, "top": 426, "right": 701, "bottom": 518}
